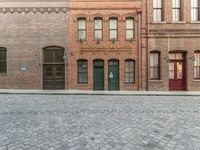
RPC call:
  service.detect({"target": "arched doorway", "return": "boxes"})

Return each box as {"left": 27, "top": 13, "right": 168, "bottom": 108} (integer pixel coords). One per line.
{"left": 169, "top": 52, "right": 186, "bottom": 91}
{"left": 108, "top": 59, "right": 119, "bottom": 90}
{"left": 93, "top": 59, "right": 104, "bottom": 90}
{"left": 43, "top": 46, "right": 65, "bottom": 89}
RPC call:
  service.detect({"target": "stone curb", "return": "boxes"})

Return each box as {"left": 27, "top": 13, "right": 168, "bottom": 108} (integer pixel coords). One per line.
{"left": 0, "top": 90, "right": 200, "bottom": 96}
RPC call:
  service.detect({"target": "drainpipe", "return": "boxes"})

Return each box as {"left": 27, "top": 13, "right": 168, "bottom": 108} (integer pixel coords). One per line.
{"left": 146, "top": 0, "right": 150, "bottom": 91}
{"left": 137, "top": 9, "right": 142, "bottom": 90}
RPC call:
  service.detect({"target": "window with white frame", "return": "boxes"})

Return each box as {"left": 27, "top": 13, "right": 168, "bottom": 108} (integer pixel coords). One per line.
{"left": 109, "top": 17, "right": 118, "bottom": 40}
{"left": 150, "top": 52, "right": 160, "bottom": 80}
{"left": 77, "top": 18, "right": 86, "bottom": 41}
{"left": 125, "top": 60, "right": 135, "bottom": 84}
{"left": 191, "top": 0, "right": 199, "bottom": 21}
{"left": 194, "top": 52, "right": 200, "bottom": 79}
{"left": 126, "top": 17, "right": 135, "bottom": 40}
{"left": 153, "top": 0, "right": 163, "bottom": 22}
{"left": 94, "top": 17, "right": 103, "bottom": 40}
{"left": 172, "top": 0, "right": 181, "bottom": 21}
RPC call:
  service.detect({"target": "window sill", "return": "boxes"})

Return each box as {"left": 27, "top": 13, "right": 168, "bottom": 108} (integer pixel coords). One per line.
{"left": 193, "top": 79, "right": 200, "bottom": 82}
{"left": 124, "top": 83, "right": 136, "bottom": 85}
{"left": 0, "top": 73, "right": 7, "bottom": 76}
{"left": 170, "top": 21, "right": 186, "bottom": 24}
{"left": 191, "top": 21, "right": 200, "bottom": 24}
{"left": 152, "top": 21, "right": 166, "bottom": 24}
{"left": 150, "top": 80, "right": 163, "bottom": 82}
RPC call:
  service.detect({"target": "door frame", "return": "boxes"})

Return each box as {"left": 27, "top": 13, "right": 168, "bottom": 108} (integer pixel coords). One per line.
{"left": 93, "top": 59, "right": 104, "bottom": 90}
{"left": 108, "top": 59, "right": 120, "bottom": 91}
{"left": 169, "top": 52, "right": 187, "bottom": 91}
{"left": 43, "top": 46, "right": 65, "bottom": 90}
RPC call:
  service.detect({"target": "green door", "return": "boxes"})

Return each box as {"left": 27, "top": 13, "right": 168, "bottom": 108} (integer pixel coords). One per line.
{"left": 93, "top": 60, "right": 104, "bottom": 90}
{"left": 108, "top": 60, "right": 119, "bottom": 90}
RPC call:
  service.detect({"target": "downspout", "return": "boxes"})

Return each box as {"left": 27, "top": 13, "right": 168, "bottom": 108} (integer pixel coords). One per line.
{"left": 146, "top": 0, "right": 150, "bottom": 91}
{"left": 137, "top": 9, "right": 142, "bottom": 90}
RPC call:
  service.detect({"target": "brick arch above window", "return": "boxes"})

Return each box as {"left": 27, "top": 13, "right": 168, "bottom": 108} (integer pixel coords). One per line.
{"left": 73, "top": 14, "right": 89, "bottom": 22}
{"left": 106, "top": 13, "right": 122, "bottom": 21}
{"left": 91, "top": 13, "right": 106, "bottom": 21}
{"left": 122, "top": 13, "right": 137, "bottom": 20}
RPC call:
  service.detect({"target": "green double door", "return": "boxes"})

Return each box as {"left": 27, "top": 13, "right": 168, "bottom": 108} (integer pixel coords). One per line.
{"left": 93, "top": 60, "right": 104, "bottom": 90}
{"left": 108, "top": 60, "right": 119, "bottom": 91}
{"left": 93, "top": 59, "right": 119, "bottom": 91}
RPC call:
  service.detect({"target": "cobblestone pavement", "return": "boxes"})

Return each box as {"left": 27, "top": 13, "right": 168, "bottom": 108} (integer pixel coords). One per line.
{"left": 0, "top": 95, "right": 200, "bottom": 150}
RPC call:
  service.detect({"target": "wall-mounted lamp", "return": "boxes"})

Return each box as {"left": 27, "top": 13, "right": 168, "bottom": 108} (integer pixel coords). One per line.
{"left": 112, "top": 38, "right": 116, "bottom": 44}
{"left": 96, "top": 38, "right": 100, "bottom": 44}
{"left": 128, "top": 38, "right": 133, "bottom": 43}
{"left": 189, "top": 55, "right": 196, "bottom": 61}
{"left": 79, "top": 39, "right": 84, "bottom": 44}
{"left": 164, "top": 56, "right": 169, "bottom": 63}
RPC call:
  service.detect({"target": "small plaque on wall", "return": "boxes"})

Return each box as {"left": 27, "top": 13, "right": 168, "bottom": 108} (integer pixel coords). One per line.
{"left": 20, "top": 66, "right": 28, "bottom": 71}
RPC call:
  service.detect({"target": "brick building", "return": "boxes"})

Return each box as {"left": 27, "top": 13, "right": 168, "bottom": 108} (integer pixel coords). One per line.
{"left": 69, "top": 0, "right": 142, "bottom": 90}
{"left": 142, "top": 0, "right": 200, "bottom": 91}
{"left": 0, "top": 0, "right": 69, "bottom": 89}
{"left": 0, "top": 0, "right": 200, "bottom": 91}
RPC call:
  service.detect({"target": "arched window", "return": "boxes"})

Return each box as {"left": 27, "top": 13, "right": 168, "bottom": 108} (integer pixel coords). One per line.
{"left": 109, "top": 17, "right": 118, "bottom": 40}
{"left": 94, "top": 17, "right": 103, "bottom": 40}
{"left": 77, "top": 59, "right": 88, "bottom": 84}
{"left": 126, "top": 17, "right": 135, "bottom": 40}
{"left": 0, "top": 47, "right": 7, "bottom": 73}
{"left": 125, "top": 59, "right": 135, "bottom": 84}
{"left": 43, "top": 46, "right": 64, "bottom": 63}
{"left": 77, "top": 17, "right": 86, "bottom": 41}
{"left": 150, "top": 51, "right": 160, "bottom": 80}
{"left": 194, "top": 51, "right": 200, "bottom": 79}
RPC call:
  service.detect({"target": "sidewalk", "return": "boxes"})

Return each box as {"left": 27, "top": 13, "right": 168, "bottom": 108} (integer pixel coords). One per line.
{"left": 0, "top": 89, "right": 200, "bottom": 96}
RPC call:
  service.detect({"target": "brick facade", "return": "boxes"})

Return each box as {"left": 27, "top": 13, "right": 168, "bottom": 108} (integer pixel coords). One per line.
{"left": 69, "top": 0, "right": 141, "bottom": 91}
{"left": 0, "top": 0, "right": 200, "bottom": 91}
{"left": 0, "top": 1, "right": 69, "bottom": 89}
{"left": 142, "top": 0, "right": 200, "bottom": 91}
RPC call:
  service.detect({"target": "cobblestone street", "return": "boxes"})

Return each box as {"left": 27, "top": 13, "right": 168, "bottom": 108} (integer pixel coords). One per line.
{"left": 0, "top": 94, "right": 200, "bottom": 150}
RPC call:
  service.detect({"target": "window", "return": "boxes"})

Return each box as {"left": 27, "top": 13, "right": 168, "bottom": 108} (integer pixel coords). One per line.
{"left": 77, "top": 18, "right": 86, "bottom": 41}
{"left": 194, "top": 52, "right": 200, "bottom": 79}
{"left": 153, "top": 0, "right": 163, "bottom": 22}
{"left": 109, "top": 17, "right": 118, "bottom": 40}
{"left": 150, "top": 52, "right": 160, "bottom": 79}
{"left": 0, "top": 48, "right": 6, "bottom": 73}
{"left": 125, "top": 60, "right": 135, "bottom": 84}
{"left": 44, "top": 47, "right": 64, "bottom": 63}
{"left": 126, "top": 17, "right": 135, "bottom": 40}
{"left": 94, "top": 17, "right": 103, "bottom": 40}
{"left": 172, "top": 0, "right": 181, "bottom": 21}
{"left": 77, "top": 60, "right": 88, "bottom": 84}
{"left": 191, "top": 0, "right": 199, "bottom": 21}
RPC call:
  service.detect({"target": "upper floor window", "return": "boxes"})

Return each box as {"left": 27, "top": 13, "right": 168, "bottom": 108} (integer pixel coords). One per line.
{"left": 0, "top": 48, "right": 6, "bottom": 73}
{"left": 77, "top": 18, "right": 86, "bottom": 41}
{"left": 153, "top": 0, "right": 163, "bottom": 22}
{"left": 172, "top": 0, "right": 182, "bottom": 21}
{"left": 150, "top": 52, "right": 160, "bottom": 80}
{"left": 94, "top": 17, "right": 103, "bottom": 40}
{"left": 125, "top": 60, "right": 135, "bottom": 84}
{"left": 126, "top": 17, "right": 135, "bottom": 40}
{"left": 191, "top": 0, "right": 199, "bottom": 21}
{"left": 77, "top": 59, "right": 88, "bottom": 84}
{"left": 109, "top": 17, "right": 118, "bottom": 40}
{"left": 194, "top": 52, "right": 200, "bottom": 79}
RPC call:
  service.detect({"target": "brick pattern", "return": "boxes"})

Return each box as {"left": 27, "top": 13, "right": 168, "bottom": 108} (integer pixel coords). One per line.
{"left": 142, "top": 0, "right": 200, "bottom": 91}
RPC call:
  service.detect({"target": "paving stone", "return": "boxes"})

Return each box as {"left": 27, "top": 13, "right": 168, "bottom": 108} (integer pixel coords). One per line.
{"left": 0, "top": 95, "right": 199, "bottom": 150}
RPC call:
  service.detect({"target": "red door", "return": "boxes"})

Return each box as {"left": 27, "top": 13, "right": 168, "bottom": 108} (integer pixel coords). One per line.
{"left": 169, "top": 53, "right": 186, "bottom": 91}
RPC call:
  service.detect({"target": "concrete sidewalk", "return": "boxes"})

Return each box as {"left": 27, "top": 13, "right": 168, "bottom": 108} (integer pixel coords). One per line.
{"left": 0, "top": 89, "right": 200, "bottom": 96}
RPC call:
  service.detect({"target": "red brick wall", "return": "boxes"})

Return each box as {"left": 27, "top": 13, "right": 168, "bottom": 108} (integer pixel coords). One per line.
{"left": 69, "top": 1, "right": 141, "bottom": 90}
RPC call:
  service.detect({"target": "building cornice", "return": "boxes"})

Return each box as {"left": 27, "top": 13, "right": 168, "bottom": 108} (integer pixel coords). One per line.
{"left": 0, "top": 2, "right": 69, "bottom": 13}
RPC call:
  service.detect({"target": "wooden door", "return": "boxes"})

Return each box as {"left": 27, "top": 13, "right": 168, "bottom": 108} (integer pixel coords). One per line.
{"left": 108, "top": 60, "right": 119, "bottom": 91}
{"left": 93, "top": 60, "right": 104, "bottom": 90}
{"left": 169, "top": 53, "right": 186, "bottom": 91}
{"left": 43, "top": 47, "right": 65, "bottom": 89}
